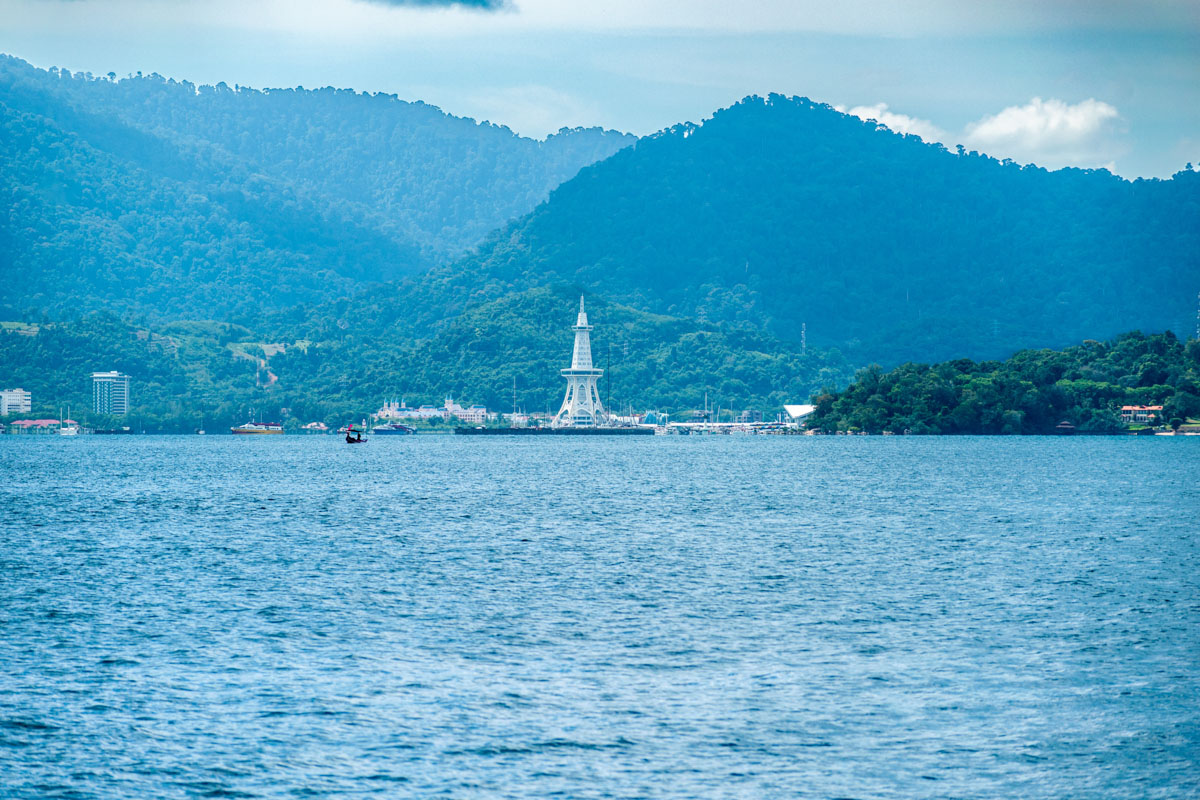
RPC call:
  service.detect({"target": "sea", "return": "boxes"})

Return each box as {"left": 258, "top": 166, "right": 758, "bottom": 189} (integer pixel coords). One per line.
{"left": 1, "top": 435, "right": 1197, "bottom": 799}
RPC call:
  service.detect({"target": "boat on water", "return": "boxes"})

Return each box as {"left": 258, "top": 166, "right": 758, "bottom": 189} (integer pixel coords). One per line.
{"left": 371, "top": 422, "right": 415, "bottom": 435}
{"left": 345, "top": 425, "right": 367, "bottom": 444}
{"left": 231, "top": 421, "right": 284, "bottom": 435}
{"left": 59, "top": 408, "right": 79, "bottom": 436}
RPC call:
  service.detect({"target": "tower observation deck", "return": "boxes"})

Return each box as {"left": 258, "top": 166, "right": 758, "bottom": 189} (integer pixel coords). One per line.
{"left": 552, "top": 296, "right": 606, "bottom": 427}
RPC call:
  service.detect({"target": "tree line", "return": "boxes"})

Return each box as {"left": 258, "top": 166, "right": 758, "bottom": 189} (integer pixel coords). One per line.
{"left": 806, "top": 332, "right": 1200, "bottom": 434}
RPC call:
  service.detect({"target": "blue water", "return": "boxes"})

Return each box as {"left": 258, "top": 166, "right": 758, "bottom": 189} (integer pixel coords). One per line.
{"left": 1, "top": 436, "right": 1197, "bottom": 798}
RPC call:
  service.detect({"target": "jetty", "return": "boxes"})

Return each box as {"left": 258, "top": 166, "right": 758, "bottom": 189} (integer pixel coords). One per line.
{"left": 455, "top": 426, "right": 652, "bottom": 436}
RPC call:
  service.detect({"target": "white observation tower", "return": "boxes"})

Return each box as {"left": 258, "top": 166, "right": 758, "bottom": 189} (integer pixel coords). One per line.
{"left": 552, "top": 296, "right": 605, "bottom": 427}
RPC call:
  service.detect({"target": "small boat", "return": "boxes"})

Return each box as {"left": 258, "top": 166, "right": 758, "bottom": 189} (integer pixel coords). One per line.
{"left": 345, "top": 426, "right": 367, "bottom": 444}
{"left": 231, "top": 421, "right": 284, "bottom": 435}
{"left": 371, "top": 422, "right": 415, "bottom": 435}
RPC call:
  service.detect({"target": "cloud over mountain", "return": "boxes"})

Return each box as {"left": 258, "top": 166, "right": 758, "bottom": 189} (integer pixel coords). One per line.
{"left": 963, "top": 97, "right": 1124, "bottom": 170}
{"left": 838, "top": 103, "right": 946, "bottom": 143}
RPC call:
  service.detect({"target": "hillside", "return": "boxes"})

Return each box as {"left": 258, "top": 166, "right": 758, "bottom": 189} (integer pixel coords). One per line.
{"left": 0, "top": 291, "right": 854, "bottom": 431}
{"left": 0, "top": 55, "right": 634, "bottom": 320}
{"left": 806, "top": 331, "right": 1200, "bottom": 434}
{"left": 431, "top": 94, "right": 1200, "bottom": 366}
{"left": 267, "top": 286, "right": 854, "bottom": 417}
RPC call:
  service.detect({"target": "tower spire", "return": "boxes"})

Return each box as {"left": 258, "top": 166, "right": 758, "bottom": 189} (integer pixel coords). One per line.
{"left": 553, "top": 295, "right": 605, "bottom": 427}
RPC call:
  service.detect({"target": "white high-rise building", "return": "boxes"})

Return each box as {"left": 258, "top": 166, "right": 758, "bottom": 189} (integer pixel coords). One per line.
{"left": 0, "top": 388, "right": 31, "bottom": 415}
{"left": 92, "top": 371, "right": 131, "bottom": 416}
{"left": 552, "top": 296, "right": 605, "bottom": 428}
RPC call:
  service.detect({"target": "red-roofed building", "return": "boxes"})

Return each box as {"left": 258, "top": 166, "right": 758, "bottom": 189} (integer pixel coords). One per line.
{"left": 8, "top": 418, "right": 68, "bottom": 434}
{"left": 1120, "top": 405, "right": 1163, "bottom": 424}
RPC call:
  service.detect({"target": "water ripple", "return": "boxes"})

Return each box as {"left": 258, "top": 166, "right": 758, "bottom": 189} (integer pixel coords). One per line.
{"left": 0, "top": 435, "right": 1197, "bottom": 798}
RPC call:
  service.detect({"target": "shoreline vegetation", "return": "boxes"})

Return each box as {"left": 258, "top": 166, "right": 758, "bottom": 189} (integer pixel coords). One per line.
{"left": 2, "top": 318, "right": 1196, "bottom": 436}
{"left": 806, "top": 332, "right": 1200, "bottom": 436}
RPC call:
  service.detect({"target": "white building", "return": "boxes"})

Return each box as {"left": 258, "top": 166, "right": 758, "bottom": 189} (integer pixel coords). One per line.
{"left": 375, "top": 397, "right": 491, "bottom": 422}
{"left": 92, "top": 371, "right": 131, "bottom": 415}
{"left": 453, "top": 405, "right": 489, "bottom": 424}
{"left": 0, "top": 388, "right": 31, "bottom": 415}
{"left": 375, "top": 398, "right": 410, "bottom": 419}
{"left": 783, "top": 404, "right": 816, "bottom": 424}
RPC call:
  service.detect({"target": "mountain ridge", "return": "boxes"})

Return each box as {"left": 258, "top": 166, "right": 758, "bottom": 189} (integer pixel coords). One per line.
{"left": 0, "top": 54, "right": 635, "bottom": 319}
{"left": 419, "top": 94, "right": 1198, "bottom": 365}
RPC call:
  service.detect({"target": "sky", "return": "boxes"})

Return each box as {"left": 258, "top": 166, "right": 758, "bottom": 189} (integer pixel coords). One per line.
{"left": 3, "top": 0, "right": 1198, "bottom": 178}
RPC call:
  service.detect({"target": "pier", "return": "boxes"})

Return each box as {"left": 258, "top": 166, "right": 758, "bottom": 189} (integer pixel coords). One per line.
{"left": 454, "top": 426, "right": 653, "bottom": 436}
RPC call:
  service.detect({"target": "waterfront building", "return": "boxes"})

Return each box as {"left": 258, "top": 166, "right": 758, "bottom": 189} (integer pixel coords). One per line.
{"left": 375, "top": 396, "right": 491, "bottom": 423}
{"left": 552, "top": 297, "right": 605, "bottom": 428}
{"left": 8, "top": 418, "right": 69, "bottom": 434}
{"left": 92, "top": 371, "right": 131, "bottom": 415}
{"left": 0, "top": 388, "right": 31, "bottom": 415}
{"left": 1120, "top": 405, "right": 1163, "bottom": 423}
{"left": 783, "top": 404, "right": 816, "bottom": 424}
{"left": 455, "top": 405, "right": 490, "bottom": 424}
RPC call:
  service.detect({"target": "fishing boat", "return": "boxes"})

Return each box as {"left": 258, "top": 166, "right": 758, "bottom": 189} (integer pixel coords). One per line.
{"left": 231, "top": 421, "right": 284, "bottom": 435}
{"left": 345, "top": 425, "right": 367, "bottom": 444}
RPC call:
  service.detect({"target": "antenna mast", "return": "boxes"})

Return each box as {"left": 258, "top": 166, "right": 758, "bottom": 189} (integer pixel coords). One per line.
{"left": 607, "top": 341, "right": 612, "bottom": 420}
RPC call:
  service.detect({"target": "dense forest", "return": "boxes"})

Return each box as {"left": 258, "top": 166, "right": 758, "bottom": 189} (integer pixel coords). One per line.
{"left": 433, "top": 95, "right": 1200, "bottom": 365}
{"left": 806, "top": 332, "right": 1200, "bottom": 434}
{"left": 0, "top": 55, "right": 633, "bottom": 320}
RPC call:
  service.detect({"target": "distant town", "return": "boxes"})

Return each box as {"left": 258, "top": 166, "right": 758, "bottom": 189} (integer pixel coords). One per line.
{"left": 2, "top": 300, "right": 1196, "bottom": 437}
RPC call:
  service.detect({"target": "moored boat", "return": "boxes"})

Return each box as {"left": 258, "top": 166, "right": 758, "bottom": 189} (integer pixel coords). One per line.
{"left": 58, "top": 408, "right": 80, "bottom": 436}
{"left": 231, "top": 421, "right": 284, "bottom": 435}
{"left": 371, "top": 422, "right": 415, "bottom": 435}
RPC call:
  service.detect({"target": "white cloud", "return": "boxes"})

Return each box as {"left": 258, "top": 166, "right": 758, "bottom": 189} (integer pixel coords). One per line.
{"left": 833, "top": 97, "right": 1130, "bottom": 172}
{"left": 837, "top": 102, "right": 946, "bottom": 143}
{"left": 962, "top": 97, "right": 1125, "bottom": 169}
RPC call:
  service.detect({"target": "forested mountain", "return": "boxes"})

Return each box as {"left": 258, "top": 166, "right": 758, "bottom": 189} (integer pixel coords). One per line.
{"left": 0, "top": 55, "right": 633, "bottom": 319}
{"left": 807, "top": 331, "right": 1200, "bottom": 434}
{"left": 433, "top": 94, "right": 1200, "bottom": 365}
{"left": 4, "top": 69, "right": 1196, "bottom": 418}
